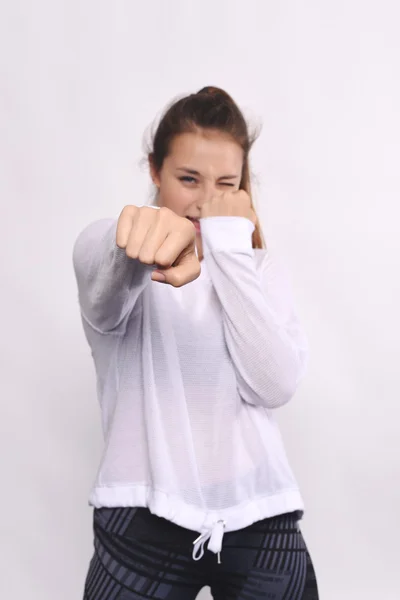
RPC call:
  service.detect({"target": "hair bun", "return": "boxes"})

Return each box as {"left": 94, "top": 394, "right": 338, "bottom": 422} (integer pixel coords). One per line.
{"left": 196, "top": 86, "right": 233, "bottom": 102}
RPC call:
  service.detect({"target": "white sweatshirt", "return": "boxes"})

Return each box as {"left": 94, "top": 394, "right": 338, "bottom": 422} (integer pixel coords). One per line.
{"left": 72, "top": 215, "right": 309, "bottom": 561}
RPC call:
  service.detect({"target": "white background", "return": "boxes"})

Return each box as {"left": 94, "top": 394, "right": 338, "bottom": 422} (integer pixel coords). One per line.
{"left": 1, "top": 1, "right": 399, "bottom": 599}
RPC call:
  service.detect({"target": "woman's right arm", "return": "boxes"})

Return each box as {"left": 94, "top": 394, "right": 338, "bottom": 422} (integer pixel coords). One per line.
{"left": 73, "top": 207, "right": 200, "bottom": 334}
{"left": 72, "top": 218, "right": 152, "bottom": 334}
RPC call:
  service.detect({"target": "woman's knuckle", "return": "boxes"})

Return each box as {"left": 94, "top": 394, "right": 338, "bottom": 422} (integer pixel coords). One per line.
{"left": 122, "top": 204, "right": 137, "bottom": 219}
{"left": 138, "top": 251, "right": 154, "bottom": 265}
{"left": 139, "top": 206, "right": 153, "bottom": 217}
{"left": 182, "top": 219, "right": 194, "bottom": 233}
{"left": 171, "top": 273, "right": 184, "bottom": 288}
{"left": 154, "top": 252, "right": 171, "bottom": 268}
{"left": 159, "top": 206, "right": 171, "bottom": 218}
{"left": 125, "top": 247, "right": 138, "bottom": 259}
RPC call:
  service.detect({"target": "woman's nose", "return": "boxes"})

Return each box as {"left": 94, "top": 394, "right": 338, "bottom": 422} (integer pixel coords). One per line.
{"left": 196, "top": 186, "right": 223, "bottom": 209}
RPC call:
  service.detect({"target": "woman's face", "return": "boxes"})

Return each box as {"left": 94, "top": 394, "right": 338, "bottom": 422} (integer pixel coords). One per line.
{"left": 150, "top": 129, "right": 244, "bottom": 259}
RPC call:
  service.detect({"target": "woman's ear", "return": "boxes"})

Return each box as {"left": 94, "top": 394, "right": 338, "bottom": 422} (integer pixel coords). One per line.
{"left": 149, "top": 154, "right": 161, "bottom": 188}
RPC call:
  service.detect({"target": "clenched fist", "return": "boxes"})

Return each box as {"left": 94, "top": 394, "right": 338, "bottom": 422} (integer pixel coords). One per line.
{"left": 200, "top": 190, "right": 257, "bottom": 224}
{"left": 116, "top": 206, "right": 201, "bottom": 286}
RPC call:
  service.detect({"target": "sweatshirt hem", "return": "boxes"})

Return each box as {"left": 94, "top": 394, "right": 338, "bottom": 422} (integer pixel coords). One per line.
{"left": 89, "top": 484, "right": 304, "bottom": 534}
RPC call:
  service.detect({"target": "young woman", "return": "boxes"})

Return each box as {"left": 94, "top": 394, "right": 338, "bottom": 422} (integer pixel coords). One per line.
{"left": 73, "top": 86, "right": 319, "bottom": 599}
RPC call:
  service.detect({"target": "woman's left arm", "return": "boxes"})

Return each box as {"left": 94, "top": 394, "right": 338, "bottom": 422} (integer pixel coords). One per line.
{"left": 200, "top": 216, "right": 309, "bottom": 410}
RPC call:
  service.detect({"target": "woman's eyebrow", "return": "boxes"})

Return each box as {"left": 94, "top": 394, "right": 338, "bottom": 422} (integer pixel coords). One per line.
{"left": 177, "top": 167, "right": 239, "bottom": 179}
{"left": 177, "top": 167, "right": 201, "bottom": 176}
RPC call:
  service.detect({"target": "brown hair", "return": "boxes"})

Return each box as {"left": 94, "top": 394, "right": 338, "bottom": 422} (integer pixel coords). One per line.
{"left": 148, "top": 86, "right": 264, "bottom": 249}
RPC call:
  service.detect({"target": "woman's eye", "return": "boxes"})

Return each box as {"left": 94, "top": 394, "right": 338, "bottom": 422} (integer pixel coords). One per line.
{"left": 180, "top": 176, "right": 197, "bottom": 184}
{"left": 220, "top": 182, "right": 235, "bottom": 187}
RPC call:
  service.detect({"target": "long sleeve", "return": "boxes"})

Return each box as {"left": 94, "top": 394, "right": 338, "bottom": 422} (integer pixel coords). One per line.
{"left": 200, "top": 216, "right": 309, "bottom": 409}
{"left": 72, "top": 218, "right": 152, "bottom": 334}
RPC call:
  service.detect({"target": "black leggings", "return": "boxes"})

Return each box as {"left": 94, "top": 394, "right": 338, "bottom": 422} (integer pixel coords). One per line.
{"left": 83, "top": 507, "right": 319, "bottom": 599}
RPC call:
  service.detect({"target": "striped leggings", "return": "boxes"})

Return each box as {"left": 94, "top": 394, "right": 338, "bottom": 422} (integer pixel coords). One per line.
{"left": 83, "top": 507, "right": 319, "bottom": 599}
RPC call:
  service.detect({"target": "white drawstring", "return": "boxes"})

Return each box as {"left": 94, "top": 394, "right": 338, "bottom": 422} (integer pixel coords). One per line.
{"left": 192, "top": 520, "right": 226, "bottom": 563}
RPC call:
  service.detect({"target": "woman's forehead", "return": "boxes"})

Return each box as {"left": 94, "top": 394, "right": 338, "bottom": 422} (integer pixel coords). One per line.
{"left": 167, "top": 131, "right": 243, "bottom": 170}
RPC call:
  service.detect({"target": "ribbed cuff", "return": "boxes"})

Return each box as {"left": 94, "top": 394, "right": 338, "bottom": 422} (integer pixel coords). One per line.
{"left": 200, "top": 216, "right": 255, "bottom": 255}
